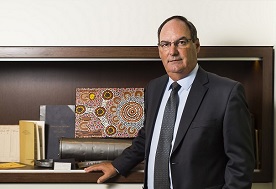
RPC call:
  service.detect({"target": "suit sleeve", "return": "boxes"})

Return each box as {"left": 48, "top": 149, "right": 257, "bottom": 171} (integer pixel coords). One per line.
{"left": 111, "top": 126, "right": 146, "bottom": 176}
{"left": 223, "top": 82, "right": 255, "bottom": 188}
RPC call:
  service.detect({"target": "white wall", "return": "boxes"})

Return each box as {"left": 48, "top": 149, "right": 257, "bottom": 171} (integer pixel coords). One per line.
{"left": 0, "top": 0, "right": 275, "bottom": 46}
{"left": 0, "top": 0, "right": 275, "bottom": 189}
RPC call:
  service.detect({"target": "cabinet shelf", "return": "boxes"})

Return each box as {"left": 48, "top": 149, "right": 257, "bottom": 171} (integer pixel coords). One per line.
{"left": 0, "top": 46, "right": 273, "bottom": 183}
{"left": 0, "top": 170, "right": 144, "bottom": 183}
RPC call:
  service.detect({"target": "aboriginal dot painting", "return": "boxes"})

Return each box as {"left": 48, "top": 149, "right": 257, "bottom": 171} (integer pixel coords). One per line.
{"left": 75, "top": 88, "right": 144, "bottom": 138}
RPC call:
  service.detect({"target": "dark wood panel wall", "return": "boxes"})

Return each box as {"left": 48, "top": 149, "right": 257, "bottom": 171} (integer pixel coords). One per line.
{"left": 0, "top": 46, "right": 273, "bottom": 183}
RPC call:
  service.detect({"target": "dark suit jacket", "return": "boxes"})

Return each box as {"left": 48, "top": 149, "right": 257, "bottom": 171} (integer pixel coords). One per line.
{"left": 112, "top": 67, "right": 255, "bottom": 189}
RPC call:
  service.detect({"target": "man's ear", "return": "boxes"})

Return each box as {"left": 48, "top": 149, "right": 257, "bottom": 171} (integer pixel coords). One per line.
{"left": 158, "top": 46, "right": 162, "bottom": 58}
{"left": 195, "top": 39, "right": 200, "bottom": 53}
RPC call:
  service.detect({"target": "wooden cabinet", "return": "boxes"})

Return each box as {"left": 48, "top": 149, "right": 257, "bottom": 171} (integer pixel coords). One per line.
{"left": 0, "top": 46, "right": 273, "bottom": 183}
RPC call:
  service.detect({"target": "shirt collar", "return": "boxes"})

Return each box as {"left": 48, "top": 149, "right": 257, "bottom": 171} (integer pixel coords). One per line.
{"left": 168, "top": 63, "right": 199, "bottom": 91}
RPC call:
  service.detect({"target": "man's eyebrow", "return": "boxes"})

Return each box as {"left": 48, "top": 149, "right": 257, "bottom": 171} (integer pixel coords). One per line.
{"left": 160, "top": 36, "right": 188, "bottom": 42}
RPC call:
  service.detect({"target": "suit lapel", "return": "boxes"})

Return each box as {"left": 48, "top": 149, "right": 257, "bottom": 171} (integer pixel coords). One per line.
{"left": 145, "top": 75, "right": 168, "bottom": 154}
{"left": 172, "top": 67, "right": 209, "bottom": 153}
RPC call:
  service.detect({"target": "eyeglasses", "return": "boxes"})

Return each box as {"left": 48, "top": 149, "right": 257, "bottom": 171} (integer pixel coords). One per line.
{"left": 158, "top": 38, "right": 192, "bottom": 50}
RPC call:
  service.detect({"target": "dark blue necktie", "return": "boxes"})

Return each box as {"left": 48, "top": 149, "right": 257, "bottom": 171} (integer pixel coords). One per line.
{"left": 154, "top": 82, "right": 181, "bottom": 189}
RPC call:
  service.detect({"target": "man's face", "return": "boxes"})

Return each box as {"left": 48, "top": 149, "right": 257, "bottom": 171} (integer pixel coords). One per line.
{"left": 158, "top": 19, "right": 200, "bottom": 81}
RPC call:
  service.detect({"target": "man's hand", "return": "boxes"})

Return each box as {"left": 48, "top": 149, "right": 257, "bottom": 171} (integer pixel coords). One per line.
{"left": 84, "top": 162, "right": 118, "bottom": 184}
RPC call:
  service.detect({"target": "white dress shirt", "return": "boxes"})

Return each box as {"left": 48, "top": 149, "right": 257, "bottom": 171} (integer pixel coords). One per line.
{"left": 147, "top": 64, "right": 199, "bottom": 189}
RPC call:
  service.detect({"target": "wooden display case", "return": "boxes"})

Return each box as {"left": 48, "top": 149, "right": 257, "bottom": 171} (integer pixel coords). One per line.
{"left": 0, "top": 46, "right": 273, "bottom": 183}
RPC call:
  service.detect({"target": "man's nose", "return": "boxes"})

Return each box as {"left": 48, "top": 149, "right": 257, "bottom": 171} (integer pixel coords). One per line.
{"left": 169, "top": 43, "right": 179, "bottom": 55}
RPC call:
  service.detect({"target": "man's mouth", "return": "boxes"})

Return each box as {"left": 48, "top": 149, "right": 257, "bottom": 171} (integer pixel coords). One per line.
{"left": 168, "top": 59, "right": 182, "bottom": 63}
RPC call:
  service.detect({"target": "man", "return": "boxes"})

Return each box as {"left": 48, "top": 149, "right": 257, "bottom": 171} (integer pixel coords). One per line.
{"left": 85, "top": 15, "right": 255, "bottom": 189}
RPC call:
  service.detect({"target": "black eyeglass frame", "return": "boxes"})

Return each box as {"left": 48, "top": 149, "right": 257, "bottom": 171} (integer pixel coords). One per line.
{"left": 158, "top": 38, "right": 192, "bottom": 49}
